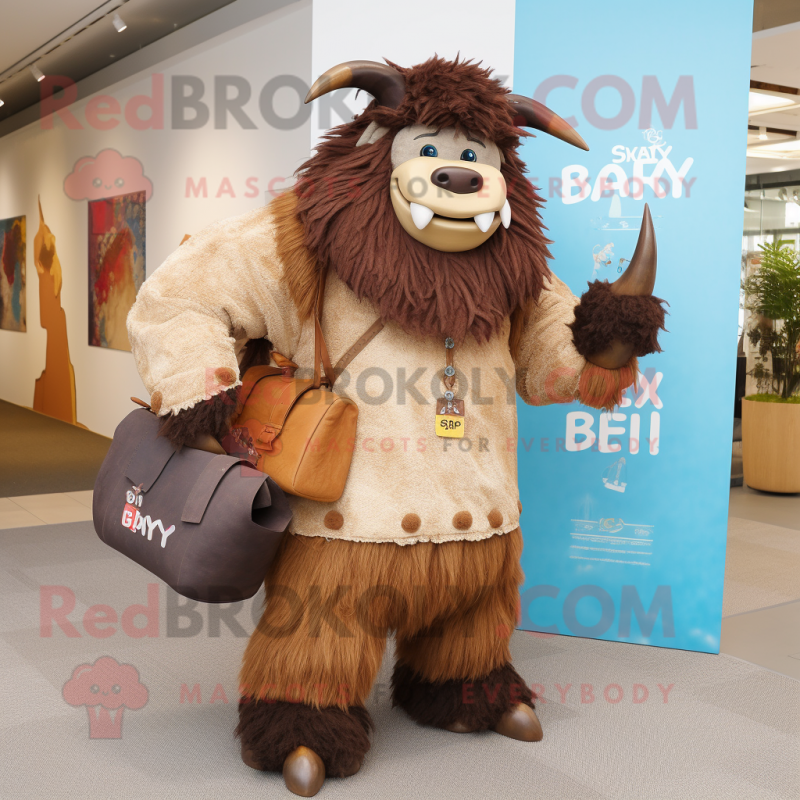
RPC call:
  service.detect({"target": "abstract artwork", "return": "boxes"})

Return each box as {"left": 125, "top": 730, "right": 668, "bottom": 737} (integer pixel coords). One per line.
{"left": 34, "top": 198, "right": 77, "bottom": 424}
{"left": 0, "top": 215, "right": 26, "bottom": 331}
{"left": 88, "top": 190, "right": 145, "bottom": 351}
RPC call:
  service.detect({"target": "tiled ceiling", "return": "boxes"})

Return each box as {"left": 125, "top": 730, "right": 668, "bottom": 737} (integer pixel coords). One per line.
{"left": 753, "top": 0, "right": 800, "bottom": 32}
{"left": 748, "top": 22, "right": 800, "bottom": 174}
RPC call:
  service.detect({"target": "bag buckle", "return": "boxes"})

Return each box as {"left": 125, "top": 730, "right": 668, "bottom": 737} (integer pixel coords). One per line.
{"left": 257, "top": 425, "right": 278, "bottom": 450}
{"left": 271, "top": 352, "right": 298, "bottom": 379}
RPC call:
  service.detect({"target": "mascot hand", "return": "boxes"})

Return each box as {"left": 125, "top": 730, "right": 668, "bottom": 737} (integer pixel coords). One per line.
{"left": 569, "top": 204, "right": 667, "bottom": 370}
{"left": 158, "top": 387, "right": 239, "bottom": 449}
{"left": 156, "top": 340, "right": 273, "bottom": 448}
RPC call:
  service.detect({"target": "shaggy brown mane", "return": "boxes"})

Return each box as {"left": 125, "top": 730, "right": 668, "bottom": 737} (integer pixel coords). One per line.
{"left": 271, "top": 191, "right": 320, "bottom": 321}
{"left": 288, "top": 56, "right": 553, "bottom": 344}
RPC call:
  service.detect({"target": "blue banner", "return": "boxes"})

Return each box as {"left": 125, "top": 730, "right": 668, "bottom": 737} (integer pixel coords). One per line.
{"left": 514, "top": 1, "right": 753, "bottom": 652}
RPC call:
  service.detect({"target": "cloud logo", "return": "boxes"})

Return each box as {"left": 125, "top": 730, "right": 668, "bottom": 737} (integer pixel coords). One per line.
{"left": 62, "top": 655, "right": 148, "bottom": 739}
{"left": 64, "top": 149, "right": 153, "bottom": 201}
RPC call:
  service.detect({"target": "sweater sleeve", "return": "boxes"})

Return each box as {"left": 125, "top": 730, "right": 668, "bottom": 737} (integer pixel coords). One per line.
{"left": 126, "top": 206, "right": 301, "bottom": 416}
{"left": 513, "top": 272, "right": 638, "bottom": 411}
{"left": 513, "top": 273, "right": 585, "bottom": 406}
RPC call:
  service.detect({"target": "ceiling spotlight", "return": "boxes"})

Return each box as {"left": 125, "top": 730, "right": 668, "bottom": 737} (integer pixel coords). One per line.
{"left": 112, "top": 12, "right": 127, "bottom": 32}
{"left": 29, "top": 64, "right": 45, "bottom": 82}
{"left": 0, "top": 99, "right": 4, "bottom": 108}
{"left": 759, "top": 126, "right": 767, "bottom": 140}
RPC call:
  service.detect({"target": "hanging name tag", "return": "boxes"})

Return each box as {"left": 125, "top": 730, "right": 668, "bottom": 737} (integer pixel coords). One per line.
{"left": 435, "top": 397, "right": 465, "bottom": 438}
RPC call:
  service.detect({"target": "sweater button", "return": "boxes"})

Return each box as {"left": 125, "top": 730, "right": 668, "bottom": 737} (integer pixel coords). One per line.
{"left": 452, "top": 511, "right": 472, "bottom": 531}
{"left": 401, "top": 514, "right": 421, "bottom": 533}
{"left": 324, "top": 511, "right": 343, "bottom": 530}
{"left": 487, "top": 509, "right": 503, "bottom": 528}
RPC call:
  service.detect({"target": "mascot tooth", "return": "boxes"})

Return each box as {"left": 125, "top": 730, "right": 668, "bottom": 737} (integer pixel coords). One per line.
{"left": 409, "top": 202, "right": 434, "bottom": 230}
{"left": 500, "top": 199, "right": 512, "bottom": 229}
{"left": 127, "top": 56, "right": 666, "bottom": 797}
{"left": 473, "top": 211, "right": 495, "bottom": 232}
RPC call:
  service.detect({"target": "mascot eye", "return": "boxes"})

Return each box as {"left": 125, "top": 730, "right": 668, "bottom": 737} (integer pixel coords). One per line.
{"left": 420, "top": 144, "right": 438, "bottom": 158}
{"left": 92, "top": 178, "right": 102, "bottom": 187}
{"left": 460, "top": 149, "right": 477, "bottom": 162}
{"left": 115, "top": 177, "right": 125, "bottom": 188}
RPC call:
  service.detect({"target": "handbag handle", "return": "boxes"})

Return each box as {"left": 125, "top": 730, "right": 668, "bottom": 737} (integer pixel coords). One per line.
{"left": 313, "top": 269, "right": 336, "bottom": 389}
{"left": 126, "top": 419, "right": 176, "bottom": 491}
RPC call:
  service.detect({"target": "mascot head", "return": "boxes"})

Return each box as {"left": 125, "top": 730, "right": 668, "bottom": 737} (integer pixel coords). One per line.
{"left": 295, "top": 56, "right": 588, "bottom": 343}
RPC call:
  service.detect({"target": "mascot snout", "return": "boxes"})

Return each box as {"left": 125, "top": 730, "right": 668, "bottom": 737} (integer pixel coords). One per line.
{"left": 390, "top": 156, "right": 509, "bottom": 252}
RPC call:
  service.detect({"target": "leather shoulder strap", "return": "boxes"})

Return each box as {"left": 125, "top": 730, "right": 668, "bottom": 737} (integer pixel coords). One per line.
{"left": 315, "top": 267, "right": 328, "bottom": 319}
{"left": 314, "top": 319, "right": 336, "bottom": 389}
{"left": 313, "top": 269, "right": 336, "bottom": 389}
{"left": 314, "top": 268, "right": 385, "bottom": 389}
{"left": 334, "top": 319, "right": 385, "bottom": 379}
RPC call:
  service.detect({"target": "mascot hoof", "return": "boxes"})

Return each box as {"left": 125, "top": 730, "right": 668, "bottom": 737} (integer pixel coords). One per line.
{"left": 493, "top": 703, "right": 543, "bottom": 742}
{"left": 241, "top": 742, "right": 264, "bottom": 770}
{"left": 445, "top": 720, "right": 478, "bottom": 733}
{"left": 283, "top": 746, "right": 326, "bottom": 797}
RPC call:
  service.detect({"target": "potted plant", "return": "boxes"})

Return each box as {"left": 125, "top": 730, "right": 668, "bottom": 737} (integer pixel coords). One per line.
{"left": 741, "top": 240, "right": 800, "bottom": 493}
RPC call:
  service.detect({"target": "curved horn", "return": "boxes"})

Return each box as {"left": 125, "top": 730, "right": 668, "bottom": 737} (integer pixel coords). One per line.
{"left": 507, "top": 94, "right": 589, "bottom": 151}
{"left": 611, "top": 203, "right": 657, "bottom": 296}
{"left": 305, "top": 60, "right": 406, "bottom": 109}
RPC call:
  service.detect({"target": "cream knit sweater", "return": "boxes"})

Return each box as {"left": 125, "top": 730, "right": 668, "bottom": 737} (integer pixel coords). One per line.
{"left": 127, "top": 205, "right": 588, "bottom": 545}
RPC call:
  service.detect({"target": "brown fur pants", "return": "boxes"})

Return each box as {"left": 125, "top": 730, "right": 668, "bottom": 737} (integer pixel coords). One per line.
{"left": 240, "top": 527, "right": 525, "bottom": 705}
{"left": 237, "top": 528, "right": 533, "bottom": 775}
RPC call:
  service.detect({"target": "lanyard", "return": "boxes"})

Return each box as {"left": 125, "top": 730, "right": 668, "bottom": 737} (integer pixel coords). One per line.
{"left": 436, "top": 337, "right": 465, "bottom": 439}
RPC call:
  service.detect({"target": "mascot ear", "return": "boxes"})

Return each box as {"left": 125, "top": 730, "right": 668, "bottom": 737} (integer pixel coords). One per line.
{"left": 356, "top": 121, "right": 391, "bottom": 147}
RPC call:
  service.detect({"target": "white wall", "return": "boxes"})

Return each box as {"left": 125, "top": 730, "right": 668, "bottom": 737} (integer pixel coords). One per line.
{"left": 0, "top": 0, "right": 312, "bottom": 437}
{"left": 309, "top": 0, "right": 517, "bottom": 145}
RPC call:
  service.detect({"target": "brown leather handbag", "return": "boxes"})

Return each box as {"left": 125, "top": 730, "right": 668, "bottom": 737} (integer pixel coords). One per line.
{"left": 93, "top": 406, "right": 292, "bottom": 602}
{"left": 225, "top": 270, "right": 383, "bottom": 503}
{"left": 227, "top": 272, "right": 383, "bottom": 503}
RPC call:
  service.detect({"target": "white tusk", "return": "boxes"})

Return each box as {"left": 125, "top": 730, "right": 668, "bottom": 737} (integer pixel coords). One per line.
{"left": 500, "top": 199, "right": 511, "bottom": 229}
{"left": 473, "top": 211, "right": 495, "bottom": 233}
{"left": 410, "top": 202, "right": 435, "bottom": 230}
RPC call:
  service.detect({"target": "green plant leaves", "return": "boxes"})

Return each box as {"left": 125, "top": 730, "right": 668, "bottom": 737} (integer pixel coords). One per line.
{"left": 743, "top": 240, "right": 800, "bottom": 399}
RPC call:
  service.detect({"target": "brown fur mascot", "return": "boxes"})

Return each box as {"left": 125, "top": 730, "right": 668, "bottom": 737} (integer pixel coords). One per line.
{"left": 128, "top": 57, "right": 665, "bottom": 796}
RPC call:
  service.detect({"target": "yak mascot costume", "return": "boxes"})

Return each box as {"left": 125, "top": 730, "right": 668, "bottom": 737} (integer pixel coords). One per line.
{"left": 128, "top": 57, "right": 665, "bottom": 796}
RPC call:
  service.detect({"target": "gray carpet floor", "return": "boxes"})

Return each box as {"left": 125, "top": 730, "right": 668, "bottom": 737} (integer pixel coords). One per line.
{"left": 0, "top": 401, "right": 111, "bottom": 496}
{"left": 1, "top": 517, "right": 798, "bottom": 799}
